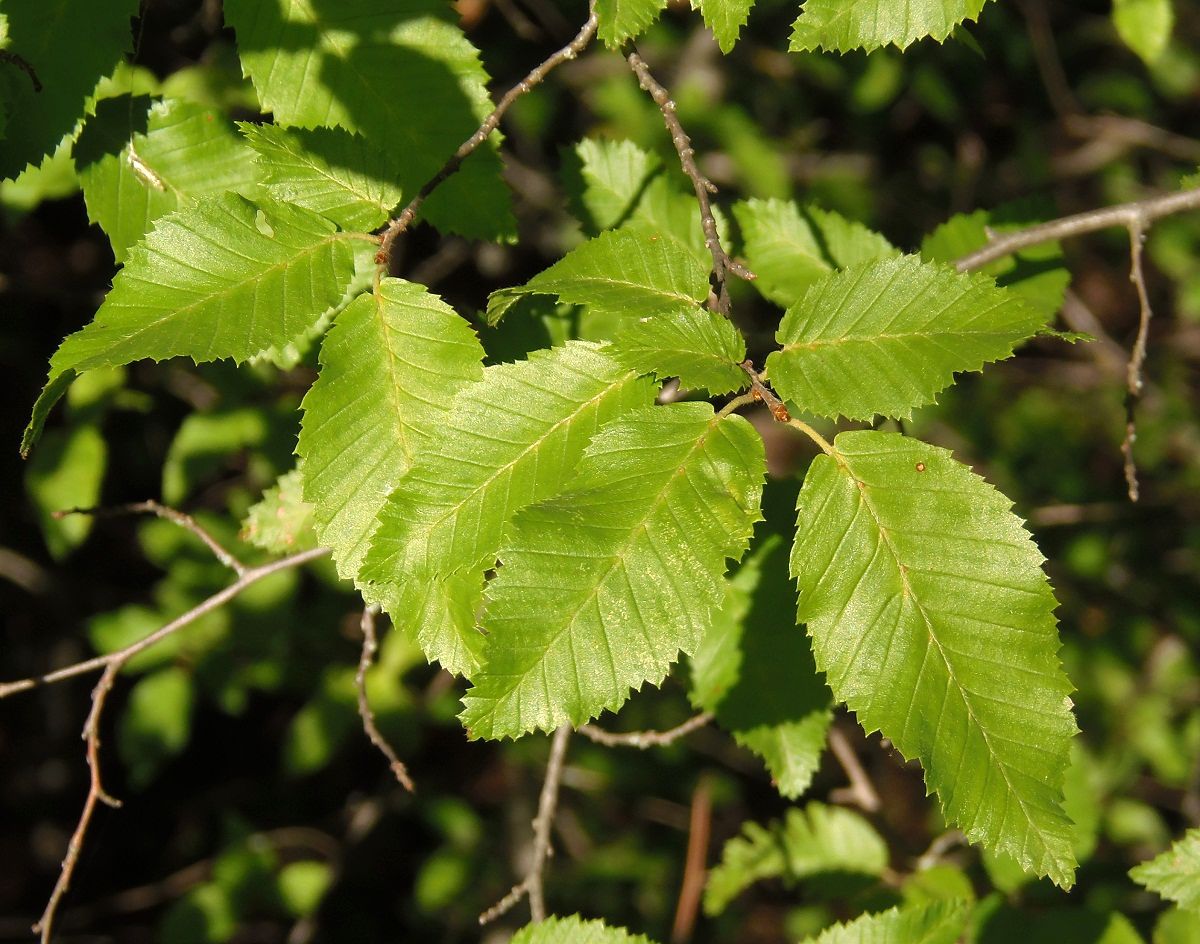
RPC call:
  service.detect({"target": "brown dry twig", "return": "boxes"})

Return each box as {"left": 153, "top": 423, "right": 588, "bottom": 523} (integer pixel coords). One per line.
{"left": 578, "top": 712, "right": 713, "bottom": 749}
{"left": 828, "top": 726, "right": 882, "bottom": 813}
{"left": 354, "top": 604, "right": 414, "bottom": 792}
{"left": 1122, "top": 219, "right": 1152, "bottom": 501}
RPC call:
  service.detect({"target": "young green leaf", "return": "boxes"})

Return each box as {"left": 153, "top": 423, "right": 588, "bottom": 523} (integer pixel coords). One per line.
{"left": 792, "top": 430, "right": 1078, "bottom": 887}
{"left": 223, "top": 0, "right": 513, "bottom": 240}
{"left": 22, "top": 194, "right": 360, "bottom": 455}
{"left": 1113, "top": 0, "right": 1174, "bottom": 66}
{"left": 733, "top": 198, "right": 899, "bottom": 309}
{"left": 512, "top": 916, "right": 658, "bottom": 944}
{"left": 1129, "top": 828, "right": 1200, "bottom": 913}
{"left": 74, "top": 96, "right": 258, "bottom": 261}
{"left": 798, "top": 901, "right": 970, "bottom": 944}
{"left": 486, "top": 227, "right": 710, "bottom": 325}
{"left": 569, "top": 137, "right": 662, "bottom": 233}
{"left": 705, "top": 804, "right": 888, "bottom": 914}
{"left": 241, "top": 469, "right": 319, "bottom": 555}
{"left": 461, "top": 403, "right": 765, "bottom": 739}
{"left": 610, "top": 308, "right": 748, "bottom": 394}
{"left": 790, "top": 0, "right": 994, "bottom": 53}
{"left": 241, "top": 124, "right": 403, "bottom": 231}
{"left": 298, "top": 279, "right": 485, "bottom": 581}
{"left": 596, "top": 0, "right": 670, "bottom": 48}
{"left": 765, "top": 255, "right": 1047, "bottom": 420}
{"left": 695, "top": 0, "right": 756, "bottom": 53}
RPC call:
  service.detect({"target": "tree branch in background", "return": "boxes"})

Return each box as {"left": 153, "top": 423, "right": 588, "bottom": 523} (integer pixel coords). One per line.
{"left": 578, "top": 712, "right": 713, "bottom": 749}
{"left": 670, "top": 776, "right": 712, "bottom": 944}
{"left": 479, "top": 725, "right": 572, "bottom": 925}
{"left": 827, "top": 726, "right": 882, "bottom": 813}
{"left": 376, "top": 2, "right": 599, "bottom": 270}
{"left": 354, "top": 604, "right": 414, "bottom": 792}
{"left": 1122, "top": 219, "right": 1152, "bottom": 501}
{"left": 625, "top": 46, "right": 754, "bottom": 317}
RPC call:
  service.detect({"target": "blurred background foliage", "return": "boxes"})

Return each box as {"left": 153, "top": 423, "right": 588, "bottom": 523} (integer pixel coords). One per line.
{"left": 1, "top": 0, "right": 1199, "bottom": 941}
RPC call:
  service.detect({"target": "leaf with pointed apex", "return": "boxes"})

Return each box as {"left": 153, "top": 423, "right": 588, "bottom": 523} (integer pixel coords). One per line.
{"left": 734, "top": 198, "right": 898, "bottom": 308}
{"left": 799, "top": 901, "right": 970, "bottom": 944}
{"left": 74, "top": 96, "right": 258, "bottom": 261}
{"left": 765, "top": 256, "right": 1048, "bottom": 421}
{"left": 691, "top": 536, "right": 832, "bottom": 798}
{"left": 486, "top": 227, "right": 710, "bottom": 325}
{"left": 241, "top": 124, "right": 403, "bottom": 231}
{"left": 569, "top": 137, "right": 663, "bottom": 233}
{"left": 461, "top": 403, "right": 765, "bottom": 739}
{"left": 22, "top": 194, "right": 359, "bottom": 456}
{"left": 1129, "top": 828, "right": 1200, "bottom": 913}
{"left": 705, "top": 803, "right": 888, "bottom": 914}
{"left": 223, "top": 0, "right": 512, "bottom": 240}
{"left": 611, "top": 308, "right": 748, "bottom": 394}
{"left": 1113, "top": 0, "right": 1174, "bottom": 66}
{"left": 241, "top": 469, "right": 318, "bottom": 555}
{"left": 694, "top": 0, "right": 756, "bottom": 53}
{"left": 512, "top": 916, "right": 659, "bottom": 944}
{"left": 792, "top": 430, "right": 1077, "bottom": 887}
{"left": 298, "top": 279, "right": 485, "bottom": 582}
{"left": 790, "top": 0, "right": 995, "bottom": 53}
{"left": 596, "top": 0, "right": 670, "bottom": 47}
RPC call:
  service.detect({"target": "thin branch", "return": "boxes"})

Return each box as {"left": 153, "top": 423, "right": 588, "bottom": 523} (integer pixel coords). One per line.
{"left": 0, "top": 547, "right": 328, "bottom": 701}
{"left": 670, "top": 776, "right": 712, "bottom": 944}
{"left": 827, "top": 726, "right": 881, "bottom": 813}
{"left": 0, "top": 49, "right": 42, "bottom": 92}
{"left": 375, "top": 3, "right": 599, "bottom": 270}
{"left": 479, "top": 725, "right": 572, "bottom": 925}
{"left": 625, "top": 46, "right": 754, "bottom": 318}
{"left": 578, "top": 712, "right": 712, "bottom": 749}
{"left": 955, "top": 187, "right": 1200, "bottom": 272}
{"left": 740, "top": 360, "right": 791, "bottom": 423}
{"left": 54, "top": 500, "right": 246, "bottom": 576}
{"left": 354, "top": 604, "right": 414, "bottom": 792}
{"left": 1122, "top": 219, "right": 1152, "bottom": 502}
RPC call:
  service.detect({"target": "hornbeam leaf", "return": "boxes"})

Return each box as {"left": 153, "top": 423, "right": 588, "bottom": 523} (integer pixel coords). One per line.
{"left": 694, "top": 0, "right": 756, "bottom": 53}
{"left": 512, "top": 916, "right": 659, "bottom": 944}
{"left": 596, "top": 0, "right": 670, "bottom": 48}
{"left": 790, "top": 0, "right": 995, "bottom": 53}
{"left": 765, "top": 256, "right": 1047, "bottom": 421}
{"left": 611, "top": 308, "right": 748, "bottom": 395}
{"left": 792, "top": 430, "right": 1077, "bottom": 887}
{"left": 297, "top": 279, "right": 485, "bottom": 581}
{"left": 242, "top": 124, "right": 403, "bottom": 231}
{"left": 22, "top": 194, "right": 360, "bottom": 455}
{"left": 1129, "top": 828, "right": 1200, "bottom": 913}
{"left": 569, "top": 138, "right": 662, "bottom": 233}
{"left": 241, "top": 469, "right": 318, "bottom": 554}
{"left": 486, "top": 227, "right": 710, "bottom": 325}
{"left": 798, "top": 901, "right": 970, "bottom": 944}
{"left": 461, "top": 403, "right": 765, "bottom": 739}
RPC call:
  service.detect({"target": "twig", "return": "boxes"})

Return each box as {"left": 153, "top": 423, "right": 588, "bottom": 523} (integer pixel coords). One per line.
{"left": 578, "top": 712, "right": 712, "bottom": 749}
{"left": 1122, "top": 219, "right": 1152, "bottom": 502}
{"left": 740, "top": 360, "right": 790, "bottom": 422}
{"left": 955, "top": 187, "right": 1200, "bottom": 272}
{"left": 0, "top": 50, "right": 42, "bottom": 92}
{"left": 479, "top": 725, "right": 572, "bottom": 925}
{"left": 670, "top": 776, "right": 712, "bottom": 944}
{"left": 827, "top": 727, "right": 881, "bottom": 813}
{"left": 354, "top": 605, "right": 414, "bottom": 792}
{"left": 54, "top": 500, "right": 245, "bottom": 576}
{"left": 375, "top": 3, "right": 599, "bottom": 270}
{"left": 0, "top": 547, "right": 328, "bottom": 700}
{"left": 625, "top": 46, "right": 754, "bottom": 318}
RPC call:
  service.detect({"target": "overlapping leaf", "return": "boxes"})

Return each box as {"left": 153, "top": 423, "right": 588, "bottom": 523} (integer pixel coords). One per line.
{"left": 596, "top": 0, "right": 669, "bottom": 47}
{"left": 611, "top": 308, "right": 748, "bottom": 394}
{"left": 569, "top": 138, "right": 662, "bottom": 233}
{"left": 695, "top": 0, "right": 757, "bottom": 52}
{"left": 223, "top": 0, "right": 512, "bottom": 239}
{"left": 513, "top": 916, "right": 658, "bottom": 944}
{"left": 790, "top": 0, "right": 994, "bottom": 53}
{"left": 460, "top": 403, "right": 765, "bottom": 739}
{"left": 1129, "top": 828, "right": 1200, "bottom": 913}
{"left": 298, "top": 279, "right": 486, "bottom": 581}
{"left": 23, "top": 193, "right": 360, "bottom": 455}
{"left": 765, "top": 256, "right": 1047, "bottom": 420}
{"left": 241, "top": 469, "right": 318, "bottom": 555}
{"left": 242, "top": 124, "right": 403, "bottom": 231}
{"left": 799, "top": 901, "right": 969, "bottom": 944}
{"left": 734, "top": 198, "right": 898, "bottom": 308}
{"left": 792, "top": 430, "right": 1077, "bottom": 887}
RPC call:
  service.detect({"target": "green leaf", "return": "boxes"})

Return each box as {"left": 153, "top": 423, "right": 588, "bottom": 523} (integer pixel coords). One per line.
{"left": 23, "top": 193, "right": 360, "bottom": 456}
{"left": 362, "top": 342, "right": 655, "bottom": 676}
{"left": 223, "top": 0, "right": 513, "bottom": 240}
{"left": 694, "top": 1, "right": 755, "bottom": 53}
{"left": 241, "top": 469, "right": 319, "bottom": 555}
{"left": 705, "top": 803, "right": 888, "bottom": 914}
{"left": 611, "top": 308, "right": 748, "bottom": 394}
{"left": 1113, "top": 0, "right": 1174, "bottom": 66}
{"left": 798, "top": 901, "right": 969, "bottom": 944}
{"left": 596, "top": 0, "right": 670, "bottom": 48}
{"left": 691, "top": 535, "right": 832, "bottom": 798}
{"left": 25, "top": 423, "right": 107, "bottom": 559}
{"left": 118, "top": 666, "right": 195, "bottom": 788}
{"left": 792, "top": 430, "right": 1077, "bottom": 887}
{"left": 298, "top": 279, "right": 485, "bottom": 582}
{"left": 241, "top": 123, "right": 403, "bottom": 231}
{"left": 765, "top": 256, "right": 1048, "bottom": 421}
{"left": 74, "top": 96, "right": 258, "bottom": 261}
{"left": 790, "top": 0, "right": 994, "bottom": 53}
{"left": 569, "top": 137, "right": 663, "bottom": 233}
{"left": 1130, "top": 828, "right": 1200, "bottom": 913}
{"left": 461, "top": 403, "right": 765, "bottom": 739}
{"left": 0, "top": 0, "right": 138, "bottom": 178}
{"left": 734, "top": 198, "right": 899, "bottom": 309}
{"left": 487, "top": 227, "right": 710, "bottom": 326}
{"left": 512, "top": 916, "right": 659, "bottom": 944}
{"left": 277, "top": 861, "right": 332, "bottom": 918}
